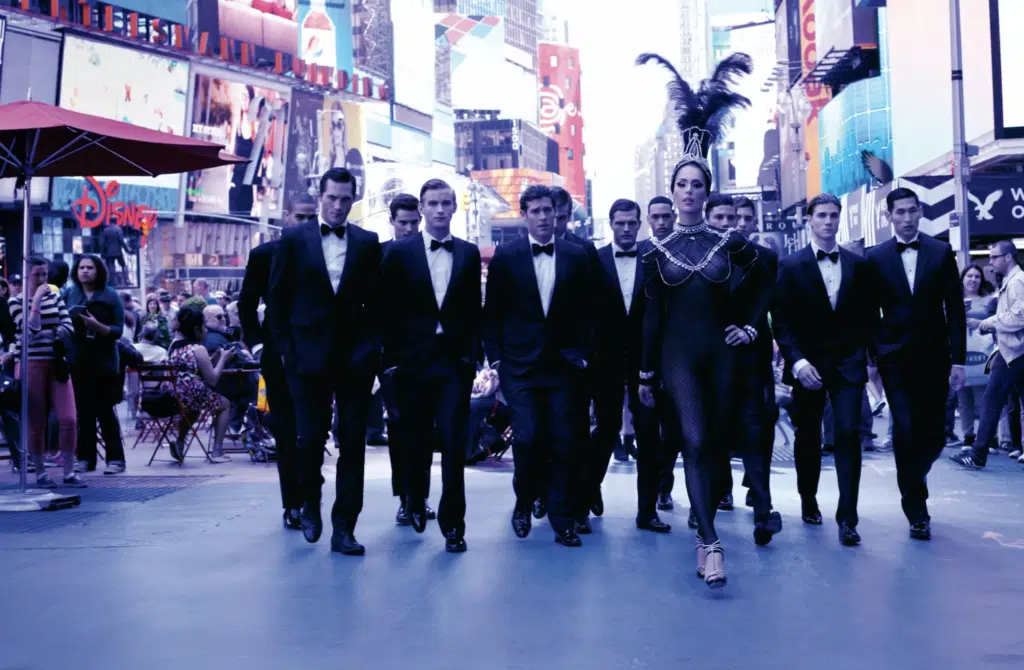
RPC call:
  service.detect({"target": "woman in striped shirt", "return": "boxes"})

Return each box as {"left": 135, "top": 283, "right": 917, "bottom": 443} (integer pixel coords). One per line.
{"left": 10, "top": 257, "right": 85, "bottom": 488}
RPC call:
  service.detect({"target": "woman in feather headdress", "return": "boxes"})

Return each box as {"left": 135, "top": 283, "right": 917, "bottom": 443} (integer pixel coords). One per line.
{"left": 635, "top": 52, "right": 767, "bottom": 589}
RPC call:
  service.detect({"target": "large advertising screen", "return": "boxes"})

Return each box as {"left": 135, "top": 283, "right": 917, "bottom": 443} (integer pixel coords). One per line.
{"left": 298, "top": 0, "right": 354, "bottom": 75}
{"left": 436, "top": 13, "right": 505, "bottom": 111}
{"left": 816, "top": 0, "right": 878, "bottom": 60}
{"left": 391, "top": 0, "right": 436, "bottom": 114}
{"left": 996, "top": 0, "right": 1024, "bottom": 133}
{"left": 352, "top": 0, "right": 392, "bottom": 81}
{"left": 186, "top": 73, "right": 290, "bottom": 218}
{"left": 202, "top": 0, "right": 299, "bottom": 59}
{"left": 819, "top": 74, "right": 893, "bottom": 198}
{"left": 58, "top": 36, "right": 189, "bottom": 189}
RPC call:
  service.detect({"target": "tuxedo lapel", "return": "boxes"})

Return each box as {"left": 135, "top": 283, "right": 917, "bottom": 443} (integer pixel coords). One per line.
{"left": 886, "top": 241, "right": 914, "bottom": 297}
{"left": 440, "top": 239, "right": 466, "bottom": 312}
{"left": 303, "top": 223, "right": 333, "bottom": 294}
{"left": 409, "top": 238, "right": 441, "bottom": 312}
{"left": 630, "top": 252, "right": 644, "bottom": 313}
{"left": 337, "top": 225, "right": 361, "bottom": 292}
{"left": 835, "top": 247, "right": 855, "bottom": 311}
{"left": 549, "top": 239, "right": 569, "bottom": 315}
{"left": 520, "top": 239, "right": 546, "bottom": 317}
{"left": 911, "top": 240, "right": 931, "bottom": 296}
{"left": 799, "top": 246, "right": 833, "bottom": 312}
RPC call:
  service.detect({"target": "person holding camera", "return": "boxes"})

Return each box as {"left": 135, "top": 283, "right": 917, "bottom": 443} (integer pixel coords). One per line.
{"left": 9, "top": 257, "right": 84, "bottom": 487}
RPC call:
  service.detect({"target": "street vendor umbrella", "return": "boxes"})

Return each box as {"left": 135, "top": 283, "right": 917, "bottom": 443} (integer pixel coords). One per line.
{"left": 0, "top": 100, "right": 247, "bottom": 508}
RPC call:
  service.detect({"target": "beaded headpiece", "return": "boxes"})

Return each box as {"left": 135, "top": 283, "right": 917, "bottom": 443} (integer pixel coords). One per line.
{"left": 636, "top": 52, "right": 754, "bottom": 188}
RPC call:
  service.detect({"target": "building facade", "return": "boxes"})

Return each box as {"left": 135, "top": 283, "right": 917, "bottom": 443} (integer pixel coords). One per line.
{"left": 537, "top": 42, "right": 585, "bottom": 206}
{"left": 455, "top": 111, "right": 555, "bottom": 175}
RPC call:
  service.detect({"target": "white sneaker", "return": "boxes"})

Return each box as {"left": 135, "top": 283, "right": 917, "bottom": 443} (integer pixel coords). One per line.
{"left": 103, "top": 461, "right": 126, "bottom": 475}
{"left": 1009, "top": 449, "right": 1022, "bottom": 459}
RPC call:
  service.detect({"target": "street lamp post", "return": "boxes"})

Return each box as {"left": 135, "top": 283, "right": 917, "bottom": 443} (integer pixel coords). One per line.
{"left": 949, "top": 0, "right": 972, "bottom": 268}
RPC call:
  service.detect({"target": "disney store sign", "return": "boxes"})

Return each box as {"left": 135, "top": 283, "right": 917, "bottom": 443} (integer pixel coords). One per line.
{"left": 70, "top": 177, "right": 157, "bottom": 242}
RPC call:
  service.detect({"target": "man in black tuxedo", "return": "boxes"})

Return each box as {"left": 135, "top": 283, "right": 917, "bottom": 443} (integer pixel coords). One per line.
{"left": 646, "top": 196, "right": 680, "bottom": 510}
{"left": 591, "top": 199, "right": 671, "bottom": 533}
{"left": 378, "top": 193, "right": 436, "bottom": 527}
{"left": 239, "top": 194, "right": 317, "bottom": 531}
{"left": 866, "top": 187, "right": 966, "bottom": 540}
{"left": 380, "top": 180, "right": 481, "bottom": 553}
{"left": 484, "top": 184, "right": 594, "bottom": 547}
{"left": 268, "top": 167, "right": 381, "bottom": 555}
{"left": 774, "top": 193, "right": 875, "bottom": 546}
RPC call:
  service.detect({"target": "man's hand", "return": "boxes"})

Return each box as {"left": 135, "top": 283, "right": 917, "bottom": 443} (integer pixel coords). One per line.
{"left": 796, "top": 363, "right": 823, "bottom": 391}
{"left": 966, "top": 318, "right": 982, "bottom": 331}
{"left": 639, "top": 384, "right": 656, "bottom": 408}
{"left": 724, "top": 325, "right": 751, "bottom": 347}
{"left": 80, "top": 310, "right": 104, "bottom": 333}
{"left": 950, "top": 366, "right": 966, "bottom": 392}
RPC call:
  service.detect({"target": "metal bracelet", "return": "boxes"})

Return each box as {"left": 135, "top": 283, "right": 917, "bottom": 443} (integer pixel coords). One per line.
{"left": 743, "top": 325, "right": 757, "bottom": 340}
{"left": 639, "top": 370, "right": 656, "bottom": 381}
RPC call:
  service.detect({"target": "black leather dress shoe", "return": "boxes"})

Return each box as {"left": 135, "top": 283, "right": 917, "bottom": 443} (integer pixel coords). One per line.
{"left": 396, "top": 504, "right": 411, "bottom": 526}
{"left": 444, "top": 529, "right": 467, "bottom": 553}
{"left": 718, "top": 493, "right": 734, "bottom": 511}
{"left": 636, "top": 516, "right": 672, "bottom": 533}
{"left": 409, "top": 500, "right": 428, "bottom": 534}
{"left": 657, "top": 493, "right": 674, "bottom": 511}
{"left": 532, "top": 498, "right": 547, "bottom": 519}
{"left": 426, "top": 503, "right": 437, "bottom": 521}
{"left": 330, "top": 531, "right": 366, "bottom": 556}
{"left": 300, "top": 504, "right": 323, "bottom": 543}
{"left": 801, "top": 499, "right": 823, "bottom": 525}
{"left": 283, "top": 508, "right": 302, "bottom": 531}
{"left": 575, "top": 518, "right": 592, "bottom": 534}
{"left": 753, "top": 511, "right": 783, "bottom": 546}
{"left": 512, "top": 509, "right": 532, "bottom": 538}
{"left": 687, "top": 508, "right": 698, "bottom": 529}
{"left": 590, "top": 491, "right": 604, "bottom": 517}
{"left": 838, "top": 522, "right": 861, "bottom": 546}
{"left": 554, "top": 530, "right": 582, "bottom": 547}
{"left": 909, "top": 520, "right": 931, "bottom": 540}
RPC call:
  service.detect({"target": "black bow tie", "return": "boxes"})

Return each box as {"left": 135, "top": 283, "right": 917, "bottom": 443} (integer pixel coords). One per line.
{"left": 320, "top": 223, "right": 345, "bottom": 239}
{"left": 816, "top": 249, "right": 839, "bottom": 263}
{"left": 430, "top": 238, "right": 454, "bottom": 252}
{"left": 897, "top": 239, "right": 920, "bottom": 252}
{"left": 615, "top": 249, "right": 638, "bottom": 258}
{"left": 532, "top": 243, "right": 554, "bottom": 256}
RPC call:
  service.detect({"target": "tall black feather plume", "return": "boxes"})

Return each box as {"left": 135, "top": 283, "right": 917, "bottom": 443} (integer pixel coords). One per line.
{"left": 636, "top": 51, "right": 754, "bottom": 157}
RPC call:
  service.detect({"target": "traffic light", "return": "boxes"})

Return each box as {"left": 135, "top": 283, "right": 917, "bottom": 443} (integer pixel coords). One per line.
{"left": 462, "top": 192, "right": 471, "bottom": 211}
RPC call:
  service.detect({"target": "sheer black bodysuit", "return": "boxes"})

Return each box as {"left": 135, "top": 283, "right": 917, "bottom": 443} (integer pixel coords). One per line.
{"left": 641, "top": 223, "right": 764, "bottom": 544}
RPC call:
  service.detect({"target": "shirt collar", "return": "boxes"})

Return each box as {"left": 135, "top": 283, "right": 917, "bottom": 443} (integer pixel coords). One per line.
{"left": 1003, "top": 264, "right": 1022, "bottom": 289}
{"left": 318, "top": 214, "right": 345, "bottom": 231}
{"left": 529, "top": 234, "right": 555, "bottom": 249}
{"left": 810, "top": 240, "right": 838, "bottom": 256}
{"left": 612, "top": 242, "right": 637, "bottom": 254}
{"left": 896, "top": 233, "right": 920, "bottom": 246}
{"left": 423, "top": 228, "right": 453, "bottom": 249}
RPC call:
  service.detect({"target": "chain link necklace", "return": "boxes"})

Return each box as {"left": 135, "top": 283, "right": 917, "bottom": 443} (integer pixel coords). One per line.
{"left": 649, "top": 221, "right": 731, "bottom": 273}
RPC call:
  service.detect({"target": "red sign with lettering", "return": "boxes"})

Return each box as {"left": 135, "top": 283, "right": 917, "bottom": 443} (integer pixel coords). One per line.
{"left": 71, "top": 177, "right": 156, "bottom": 244}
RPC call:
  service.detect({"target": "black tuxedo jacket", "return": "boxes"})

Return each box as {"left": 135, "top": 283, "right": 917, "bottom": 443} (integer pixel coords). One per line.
{"left": 866, "top": 233, "right": 966, "bottom": 366}
{"left": 239, "top": 240, "right": 275, "bottom": 353}
{"left": 483, "top": 236, "right": 593, "bottom": 380}
{"left": 268, "top": 221, "right": 382, "bottom": 376}
{"left": 737, "top": 243, "right": 778, "bottom": 380}
{"left": 595, "top": 241, "right": 646, "bottom": 381}
{"left": 773, "top": 244, "right": 875, "bottom": 386}
{"left": 380, "top": 233, "right": 482, "bottom": 373}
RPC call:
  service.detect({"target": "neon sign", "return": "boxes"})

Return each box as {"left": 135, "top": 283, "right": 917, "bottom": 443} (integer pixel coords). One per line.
{"left": 71, "top": 177, "right": 156, "bottom": 243}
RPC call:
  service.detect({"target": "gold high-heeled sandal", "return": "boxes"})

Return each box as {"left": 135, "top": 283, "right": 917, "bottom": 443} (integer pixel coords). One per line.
{"left": 703, "top": 540, "right": 726, "bottom": 589}
{"left": 695, "top": 534, "right": 706, "bottom": 578}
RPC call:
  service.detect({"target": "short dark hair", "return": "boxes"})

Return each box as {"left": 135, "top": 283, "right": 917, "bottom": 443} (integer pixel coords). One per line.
{"left": 175, "top": 304, "right": 206, "bottom": 344}
{"left": 609, "top": 198, "right": 641, "bottom": 221}
{"left": 550, "top": 187, "right": 572, "bottom": 209}
{"left": 704, "top": 193, "right": 735, "bottom": 216}
{"left": 389, "top": 193, "right": 420, "bottom": 220}
{"left": 71, "top": 254, "right": 109, "bottom": 291}
{"left": 992, "top": 240, "right": 1017, "bottom": 258}
{"left": 886, "top": 187, "right": 920, "bottom": 212}
{"left": 647, "top": 196, "right": 673, "bottom": 213}
{"left": 141, "top": 322, "right": 159, "bottom": 343}
{"left": 807, "top": 192, "right": 842, "bottom": 217}
{"left": 319, "top": 167, "right": 357, "bottom": 195}
{"left": 286, "top": 192, "right": 316, "bottom": 211}
{"left": 419, "top": 179, "right": 453, "bottom": 200}
{"left": 734, "top": 196, "right": 755, "bottom": 213}
{"left": 49, "top": 260, "right": 70, "bottom": 287}
{"left": 520, "top": 184, "right": 554, "bottom": 212}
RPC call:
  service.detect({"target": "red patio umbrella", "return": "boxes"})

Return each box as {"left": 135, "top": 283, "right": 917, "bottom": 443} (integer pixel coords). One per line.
{"left": 0, "top": 100, "right": 247, "bottom": 504}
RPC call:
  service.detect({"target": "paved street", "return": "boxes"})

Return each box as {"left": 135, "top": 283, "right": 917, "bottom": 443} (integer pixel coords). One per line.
{"left": 2, "top": 423, "right": 1023, "bottom": 670}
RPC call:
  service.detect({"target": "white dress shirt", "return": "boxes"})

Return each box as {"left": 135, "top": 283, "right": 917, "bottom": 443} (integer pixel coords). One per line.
{"left": 530, "top": 234, "right": 556, "bottom": 316}
{"left": 319, "top": 214, "right": 347, "bottom": 294}
{"left": 423, "top": 228, "right": 454, "bottom": 333}
{"left": 898, "top": 233, "right": 919, "bottom": 294}
{"left": 611, "top": 242, "right": 638, "bottom": 313}
{"left": 793, "top": 241, "right": 842, "bottom": 377}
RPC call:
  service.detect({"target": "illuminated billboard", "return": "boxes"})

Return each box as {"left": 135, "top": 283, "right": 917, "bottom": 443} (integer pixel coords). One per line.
{"left": 186, "top": 73, "right": 290, "bottom": 218}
